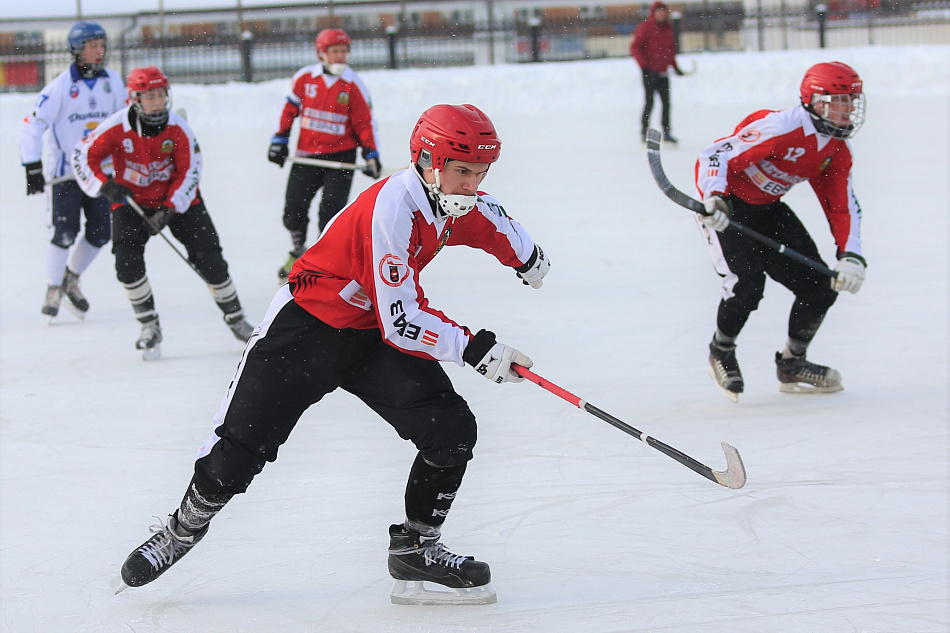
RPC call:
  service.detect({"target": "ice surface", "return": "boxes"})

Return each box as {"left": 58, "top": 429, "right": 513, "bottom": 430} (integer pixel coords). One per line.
{"left": 1, "top": 45, "right": 947, "bottom": 632}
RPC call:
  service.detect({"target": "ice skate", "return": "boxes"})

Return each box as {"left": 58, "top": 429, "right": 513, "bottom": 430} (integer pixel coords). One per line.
{"left": 775, "top": 352, "right": 843, "bottom": 393}
{"left": 224, "top": 312, "right": 255, "bottom": 342}
{"left": 277, "top": 246, "right": 305, "bottom": 282}
{"left": 61, "top": 268, "right": 89, "bottom": 320}
{"left": 388, "top": 523, "right": 496, "bottom": 605}
{"left": 663, "top": 130, "right": 679, "bottom": 144}
{"left": 708, "top": 341, "right": 743, "bottom": 402}
{"left": 135, "top": 318, "right": 163, "bottom": 360}
{"left": 118, "top": 512, "right": 208, "bottom": 591}
{"left": 42, "top": 284, "right": 63, "bottom": 321}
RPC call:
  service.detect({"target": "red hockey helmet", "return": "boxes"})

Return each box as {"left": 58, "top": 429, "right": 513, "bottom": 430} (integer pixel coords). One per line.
{"left": 409, "top": 104, "right": 502, "bottom": 170}
{"left": 316, "top": 28, "right": 350, "bottom": 54}
{"left": 127, "top": 66, "right": 171, "bottom": 126}
{"left": 800, "top": 62, "right": 865, "bottom": 139}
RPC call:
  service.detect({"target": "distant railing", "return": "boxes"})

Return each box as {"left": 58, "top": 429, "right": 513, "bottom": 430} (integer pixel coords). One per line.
{"left": 1, "top": 2, "right": 946, "bottom": 92}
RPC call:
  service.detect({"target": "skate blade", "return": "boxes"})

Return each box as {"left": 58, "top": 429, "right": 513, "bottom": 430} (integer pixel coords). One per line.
{"left": 62, "top": 301, "right": 87, "bottom": 321}
{"left": 390, "top": 580, "right": 497, "bottom": 606}
{"left": 708, "top": 367, "right": 739, "bottom": 403}
{"left": 141, "top": 344, "right": 162, "bottom": 361}
{"left": 779, "top": 381, "right": 843, "bottom": 394}
{"left": 115, "top": 580, "right": 130, "bottom": 595}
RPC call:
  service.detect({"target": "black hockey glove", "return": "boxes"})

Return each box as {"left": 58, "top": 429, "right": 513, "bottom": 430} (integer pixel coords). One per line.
{"left": 268, "top": 135, "right": 289, "bottom": 167}
{"left": 362, "top": 150, "right": 382, "bottom": 179}
{"left": 100, "top": 178, "right": 134, "bottom": 205}
{"left": 25, "top": 162, "right": 45, "bottom": 195}
{"left": 147, "top": 206, "right": 175, "bottom": 235}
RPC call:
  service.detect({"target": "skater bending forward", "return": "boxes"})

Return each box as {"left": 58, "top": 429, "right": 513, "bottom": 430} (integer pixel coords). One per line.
{"left": 695, "top": 62, "right": 867, "bottom": 401}
{"left": 119, "top": 104, "right": 551, "bottom": 605}
{"left": 74, "top": 66, "right": 254, "bottom": 359}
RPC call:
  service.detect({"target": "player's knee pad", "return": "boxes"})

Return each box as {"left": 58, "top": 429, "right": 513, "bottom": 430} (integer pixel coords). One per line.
{"left": 51, "top": 230, "right": 77, "bottom": 249}
{"left": 422, "top": 444, "right": 474, "bottom": 469}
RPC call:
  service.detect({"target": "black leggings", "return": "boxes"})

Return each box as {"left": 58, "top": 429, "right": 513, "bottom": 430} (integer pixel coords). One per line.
{"left": 111, "top": 195, "right": 230, "bottom": 285}
{"left": 283, "top": 148, "right": 357, "bottom": 237}
{"left": 641, "top": 69, "right": 671, "bottom": 133}
{"left": 194, "top": 289, "right": 477, "bottom": 526}
{"left": 714, "top": 196, "right": 838, "bottom": 344}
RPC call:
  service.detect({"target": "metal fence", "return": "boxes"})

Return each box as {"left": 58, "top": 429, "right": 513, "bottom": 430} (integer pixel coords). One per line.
{"left": 1, "top": 2, "right": 947, "bottom": 92}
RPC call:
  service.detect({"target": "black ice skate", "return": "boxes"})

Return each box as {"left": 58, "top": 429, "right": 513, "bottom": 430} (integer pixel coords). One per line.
{"left": 61, "top": 268, "right": 89, "bottom": 320}
{"left": 42, "top": 284, "right": 63, "bottom": 320}
{"left": 224, "top": 311, "right": 255, "bottom": 342}
{"left": 277, "top": 245, "right": 305, "bottom": 282}
{"left": 663, "top": 131, "right": 679, "bottom": 144}
{"left": 709, "top": 341, "right": 744, "bottom": 403}
{"left": 118, "top": 512, "right": 208, "bottom": 591}
{"left": 775, "top": 352, "right": 843, "bottom": 393}
{"left": 136, "top": 318, "right": 163, "bottom": 360}
{"left": 387, "top": 523, "right": 496, "bottom": 605}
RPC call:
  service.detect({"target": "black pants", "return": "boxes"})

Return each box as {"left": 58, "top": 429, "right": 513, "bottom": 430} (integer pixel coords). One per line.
{"left": 111, "top": 195, "right": 230, "bottom": 285}
{"left": 713, "top": 196, "right": 838, "bottom": 344}
{"left": 641, "top": 69, "right": 671, "bottom": 134}
{"left": 193, "top": 287, "right": 477, "bottom": 526}
{"left": 50, "top": 180, "right": 111, "bottom": 249}
{"left": 283, "top": 148, "right": 357, "bottom": 238}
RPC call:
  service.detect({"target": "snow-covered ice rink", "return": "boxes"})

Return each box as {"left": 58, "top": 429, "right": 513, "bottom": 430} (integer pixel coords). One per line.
{"left": 1, "top": 45, "right": 947, "bottom": 632}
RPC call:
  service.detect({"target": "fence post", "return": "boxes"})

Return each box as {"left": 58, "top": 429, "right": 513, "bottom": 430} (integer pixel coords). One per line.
{"left": 816, "top": 4, "right": 827, "bottom": 48}
{"left": 240, "top": 30, "right": 253, "bottom": 82}
{"left": 386, "top": 24, "right": 399, "bottom": 69}
{"left": 529, "top": 17, "right": 542, "bottom": 62}
{"left": 671, "top": 10, "right": 682, "bottom": 52}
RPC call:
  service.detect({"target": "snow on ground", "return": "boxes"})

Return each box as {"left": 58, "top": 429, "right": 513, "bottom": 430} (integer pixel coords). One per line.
{"left": 1, "top": 45, "right": 948, "bottom": 633}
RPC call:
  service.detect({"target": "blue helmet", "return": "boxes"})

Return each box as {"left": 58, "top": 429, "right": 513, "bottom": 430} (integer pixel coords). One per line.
{"left": 67, "top": 21, "right": 107, "bottom": 57}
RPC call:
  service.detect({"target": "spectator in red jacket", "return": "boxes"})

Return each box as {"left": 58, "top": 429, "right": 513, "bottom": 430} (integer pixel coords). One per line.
{"left": 630, "top": 1, "right": 684, "bottom": 143}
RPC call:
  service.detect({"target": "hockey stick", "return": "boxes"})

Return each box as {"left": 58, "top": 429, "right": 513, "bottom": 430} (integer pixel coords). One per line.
{"left": 645, "top": 128, "right": 837, "bottom": 279}
{"left": 513, "top": 365, "right": 747, "bottom": 489}
{"left": 124, "top": 197, "right": 208, "bottom": 283}
{"left": 289, "top": 156, "right": 401, "bottom": 178}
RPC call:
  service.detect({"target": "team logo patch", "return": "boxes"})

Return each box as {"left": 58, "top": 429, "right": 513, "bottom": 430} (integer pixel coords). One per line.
{"left": 69, "top": 86, "right": 79, "bottom": 98}
{"left": 89, "top": 96, "right": 97, "bottom": 109}
{"left": 819, "top": 156, "right": 832, "bottom": 171}
{"left": 337, "top": 92, "right": 350, "bottom": 106}
{"left": 739, "top": 129, "right": 761, "bottom": 143}
{"left": 104, "top": 82, "right": 111, "bottom": 93}
{"left": 160, "top": 139, "right": 174, "bottom": 154}
{"left": 379, "top": 254, "right": 409, "bottom": 287}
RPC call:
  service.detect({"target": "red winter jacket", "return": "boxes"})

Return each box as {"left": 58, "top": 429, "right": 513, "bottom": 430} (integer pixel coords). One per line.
{"left": 630, "top": 2, "right": 681, "bottom": 74}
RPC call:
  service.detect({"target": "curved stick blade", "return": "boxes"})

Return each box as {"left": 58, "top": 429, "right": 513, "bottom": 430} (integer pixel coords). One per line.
{"left": 713, "top": 442, "right": 747, "bottom": 489}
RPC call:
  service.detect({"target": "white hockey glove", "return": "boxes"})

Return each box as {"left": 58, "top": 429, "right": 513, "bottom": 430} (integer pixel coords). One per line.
{"left": 463, "top": 329, "right": 532, "bottom": 385}
{"left": 515, "top": 245, "right": 550, "bottom": 289}
{"left": 832, "top": 252, "right": 866, "bottom": 294}
{"left": 701, "top": 195, "right": 731, "bottom": 232}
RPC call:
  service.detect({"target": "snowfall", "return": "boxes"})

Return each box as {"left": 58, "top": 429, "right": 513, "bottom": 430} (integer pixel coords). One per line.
{"left": 1, "top": 44, "right": 947, "bottom": 633}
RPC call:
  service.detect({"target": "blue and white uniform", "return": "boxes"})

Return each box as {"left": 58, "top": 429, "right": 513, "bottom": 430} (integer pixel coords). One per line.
{"left": 18, "top": 62, "right": 125, "bottom": 290}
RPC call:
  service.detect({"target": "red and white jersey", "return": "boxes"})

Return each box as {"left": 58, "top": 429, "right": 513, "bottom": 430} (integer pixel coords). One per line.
{"left": 73, "top": 108, "right": 202, "bottom": 212}
{"left": 276, "top": 64, "right": 378, "bottom": 157}
{"left": 288, "top": 168, "right": 538, "bottom": 365}
{"left": 695, "top": 105, "right": 863, "bottom": 256}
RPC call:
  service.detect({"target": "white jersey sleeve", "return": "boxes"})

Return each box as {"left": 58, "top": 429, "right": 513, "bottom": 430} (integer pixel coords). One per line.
{"left": 19, "top": 66, "right": 125, "bottom": 180}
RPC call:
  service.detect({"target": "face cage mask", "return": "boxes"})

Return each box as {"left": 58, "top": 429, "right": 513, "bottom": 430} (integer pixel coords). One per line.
{"left": 324, "top": 63, "right": 348, "bottom": 76}
{"left": 132, "top": 88, "right": 171, "bottom": 127}
{"left": 811, "top": 93, "right": 866, "bottom": 139}
{"left": 414, "top": 153, "right": 479, "bottom": 218}
{"left": 75, "top": 40, "right": 106, "bottom": 78}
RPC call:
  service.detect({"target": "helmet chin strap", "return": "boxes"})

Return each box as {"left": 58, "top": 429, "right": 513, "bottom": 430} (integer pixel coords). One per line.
{"left": 414, "top": 165, "right": 478, "bottom": 218}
